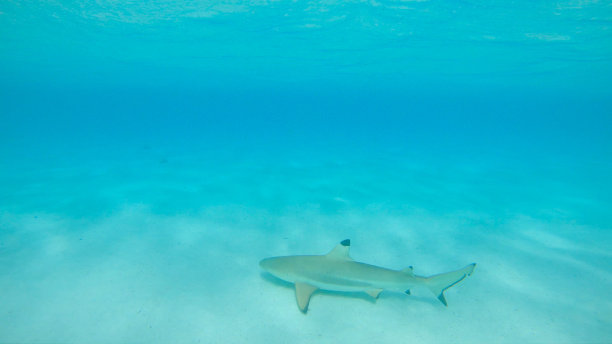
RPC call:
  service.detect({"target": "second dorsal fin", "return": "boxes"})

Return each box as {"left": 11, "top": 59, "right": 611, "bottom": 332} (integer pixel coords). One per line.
{"left": 402, "top": 266, "right": 414, "bottom": 275}
{"left": 325, "top": 239, "right": 352, "bottom": 260}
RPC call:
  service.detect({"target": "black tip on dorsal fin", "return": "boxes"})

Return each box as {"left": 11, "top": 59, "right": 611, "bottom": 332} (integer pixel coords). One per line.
{"left": 341, "top": 239, "right": 350, "bottom": 247}
{"left": 405, "top": 289, "right": 411, "bottom": 295}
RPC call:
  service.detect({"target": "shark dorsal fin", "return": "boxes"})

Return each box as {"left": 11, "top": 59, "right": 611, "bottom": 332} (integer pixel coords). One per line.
{"left": 326, "top": 239, "right": 352, "bottom": 260}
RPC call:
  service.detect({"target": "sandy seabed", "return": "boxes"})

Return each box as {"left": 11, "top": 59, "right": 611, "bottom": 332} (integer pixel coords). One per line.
{"left": 1, "top": 153, "right": 610, "bottom": 343}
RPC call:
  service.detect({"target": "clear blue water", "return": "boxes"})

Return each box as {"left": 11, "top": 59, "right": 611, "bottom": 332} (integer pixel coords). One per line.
{"left": 1, "top": 1, "right": 611, "bottom": 343}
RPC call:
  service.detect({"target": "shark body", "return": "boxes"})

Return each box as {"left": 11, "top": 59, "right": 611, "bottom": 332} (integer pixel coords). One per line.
{"left": 259, "top": 239, "right": 475, "bottom": 313}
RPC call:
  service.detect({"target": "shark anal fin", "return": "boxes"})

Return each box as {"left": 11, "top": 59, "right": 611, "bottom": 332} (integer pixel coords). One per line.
{"left": 366, "top": 289, "right": 383, "bottom": 299}
{"left": 295, "top": 282, "right": 318, "bottom": 313}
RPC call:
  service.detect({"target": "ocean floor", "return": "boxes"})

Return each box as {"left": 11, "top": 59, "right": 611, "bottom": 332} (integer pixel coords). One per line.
{"left": 0, "top": 149, "right": 611, "bottom": 343}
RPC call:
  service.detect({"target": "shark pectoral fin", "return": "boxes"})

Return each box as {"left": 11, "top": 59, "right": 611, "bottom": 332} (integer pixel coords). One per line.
{"left": 366, "top": 289, "right": 383, "bottom": 299}
{"left": 295, "top": 282, "right": 318, "bottom": 313}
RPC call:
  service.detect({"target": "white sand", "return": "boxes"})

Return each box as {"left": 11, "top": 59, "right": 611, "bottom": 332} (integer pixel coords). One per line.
{"left": 1, "top": 154, "right": 610, "bottom": 343}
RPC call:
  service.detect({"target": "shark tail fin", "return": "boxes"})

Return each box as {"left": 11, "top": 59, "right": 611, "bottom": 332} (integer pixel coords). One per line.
{"left": 424, "top": 263, "right": 476, "bottom": 306}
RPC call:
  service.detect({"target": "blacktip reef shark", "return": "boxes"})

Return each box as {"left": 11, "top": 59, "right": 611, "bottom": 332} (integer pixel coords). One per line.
{"left": 260, "top": 239, "right": 476, "bottom": 313}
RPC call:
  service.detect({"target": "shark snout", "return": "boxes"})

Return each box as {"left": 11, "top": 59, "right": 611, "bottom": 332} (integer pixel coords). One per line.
{"left": 259, "top": 257, "right": 286, "bottom": 276}
{"left": 259, "top": 257, "right": 273, "bottom": 271}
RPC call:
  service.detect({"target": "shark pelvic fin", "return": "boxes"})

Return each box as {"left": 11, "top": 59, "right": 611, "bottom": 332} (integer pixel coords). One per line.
{"left": 326, "top": 239, "right": 352, "bottom": 260}
{"left": 366, "top": 289, "right": 383, "bottom": 299}
{"left": 295, "top": 282, "right": 318, "bottom": 313}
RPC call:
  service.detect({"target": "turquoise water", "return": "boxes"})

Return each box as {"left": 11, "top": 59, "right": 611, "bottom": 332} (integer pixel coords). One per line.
{"left": 1, "top": 1, "right": 612, "bottom": 343}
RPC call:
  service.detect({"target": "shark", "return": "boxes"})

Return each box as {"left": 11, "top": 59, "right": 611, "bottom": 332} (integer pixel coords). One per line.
{"left": 259, "top": 239, "right": 476, "bottom": 313}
